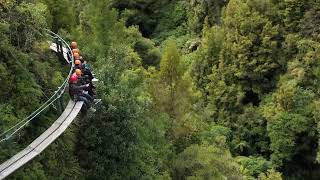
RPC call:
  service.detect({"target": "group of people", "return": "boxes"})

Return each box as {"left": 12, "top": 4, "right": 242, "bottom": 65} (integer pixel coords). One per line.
{"left": 68, "top": 41, "right": 99, "bottom": 112}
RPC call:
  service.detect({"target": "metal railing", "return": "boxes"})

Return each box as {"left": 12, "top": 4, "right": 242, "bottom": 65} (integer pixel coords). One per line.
{"left": 0, "top": 30, "right": 74, "bottom": 143}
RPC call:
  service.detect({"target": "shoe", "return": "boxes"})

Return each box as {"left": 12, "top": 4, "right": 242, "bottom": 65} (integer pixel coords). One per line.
{"left": 93, "top": 99, "right": 102, "bottom": 104}
{"left": 92, "top": 78, "right": 99, "bottom": 82}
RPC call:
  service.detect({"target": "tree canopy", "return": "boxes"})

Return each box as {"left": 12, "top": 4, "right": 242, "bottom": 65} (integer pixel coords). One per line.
{"left": 2, "top": 0, "right": 320, "bottom": 179}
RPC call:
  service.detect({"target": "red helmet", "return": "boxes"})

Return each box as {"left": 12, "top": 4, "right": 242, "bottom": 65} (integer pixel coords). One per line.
{"left": 69, "top": 74, "right": 78, "bottom": 83}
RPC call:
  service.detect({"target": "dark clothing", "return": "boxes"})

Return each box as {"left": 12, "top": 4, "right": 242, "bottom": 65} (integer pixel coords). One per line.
{"left": 74, "top": 64, "right": 82, "bottom": 70}
{"left": 78, "top": 75, "right": 90, "bottom": 84}
{"left": 83, "top": 63, "right": 91, "bottom": 71}
{"left": 74, "top": 64, "right": 94, "bottom": 80}
{"left": 77, "top": 96, "right": 90, "bottom": 109}
{"left": 81, "top": 93, "right": 93, "bottom": 102}
{"left": 78, "top": 75, "right": 96, "bottom": 96}
{"left": 69, "top": 82, "right": 94, "bottom": 110}
{"left": 73, "top": 63, "right": 96, "bottom": 97}
{"left": 69, "top": 83, "right": 89, "bottom": 98}
{"left": 82, "top": 66, "right": 93, "bottom": 80}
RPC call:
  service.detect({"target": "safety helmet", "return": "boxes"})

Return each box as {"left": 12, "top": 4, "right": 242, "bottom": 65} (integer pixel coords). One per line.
{"left": 75, "top": 69, "right": 82, "bottom": 76}
{"left": 73, "top": 52, "right": 80, "bottom": 58}
{"left": 71, "top": 41, "right": 78, "bottom": 49}
{"left": 75, "top": 60, "right": 81, "bottom": 65}
{"left": 69, "top": 74, "right": 78, "bottom": 83}
{"left": 72, "top": 49, "right": 79, "bottom": 54}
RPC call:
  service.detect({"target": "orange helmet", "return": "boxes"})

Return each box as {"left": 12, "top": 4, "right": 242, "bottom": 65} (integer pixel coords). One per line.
{"left": 75, "top": 69, "right": 82, "bottom": 76}
{"left": 72, "top": 49, "right": 79, "bottom": 54}
{"left": 71, "top": 41, "right": 78, "bottom": 49}
{"left": 75, "top": 60, "right": 81, "bottom": 65}
{"left": 73, "top": 52, "right": 80, "bottom": 59}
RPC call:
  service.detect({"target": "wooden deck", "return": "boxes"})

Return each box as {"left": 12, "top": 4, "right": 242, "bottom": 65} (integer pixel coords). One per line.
{"left": 0, "top": 40, "right": 82, "bottom": 179}
{"left": 50, "top": 43, "right": 71, "bottom": 63}
{"left": 0, "top": 101, "right": 83, "bottom": 179}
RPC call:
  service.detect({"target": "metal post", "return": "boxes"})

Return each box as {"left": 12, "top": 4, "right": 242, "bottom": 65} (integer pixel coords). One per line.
{"left": 54, "top": 88, "right": 64, "bottom": 114}
{"left": 54, "top": 37, "right": 63, "bottom": 64}
{"left": 57, "top": 39, "right": 64, "bottom": 61}
{"left": 58, "top": 39, "right": 63, "bottom": 54}
{"left": 54, "top": 37, "right": 59, "bottom": 49}
{"left": 67, "top": 51, "right": 72, "bottom": 64}
{"left": 59, "top": 95, "right": 64, "bottom": 113}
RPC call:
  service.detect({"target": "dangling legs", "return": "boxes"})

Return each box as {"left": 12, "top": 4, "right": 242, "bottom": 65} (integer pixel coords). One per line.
{"left": 81, "top": 93, "right": 94, "bottom": 103}
{"left": 77, "top": 96, "right": 91, "bottom": 108}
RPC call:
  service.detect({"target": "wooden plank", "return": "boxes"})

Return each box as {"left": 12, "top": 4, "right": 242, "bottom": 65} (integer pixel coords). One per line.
{"left": 54, "top": 101, "right": 75, "bottom": 124}
{"left": 49, "top": 43, "right": 70, "bottom": 63}
{"left": 0, "top": 101, "right": 83, "bottom": 179}
{"left": 0, "top": 147, "right": 33, "bottom": 173}
{"left": 0, "top": 40, "right": 81, "bottom": 179}
{"left": 34, "top": 102, "right": 83, "bottom": 153}
{"left": 0, "top": 149, "right": 38, "bottom": 179}
{"left": 27, "top": 101, "right": 75, "bottom": 149}
{"left": 0, "top": 100, "right": 74, "bottom": 178}
{"left": 50, "top": 43, "right": 69, "bottom": 56}
{"left": 50, "top": 43, "right": 69, "bottom": 54}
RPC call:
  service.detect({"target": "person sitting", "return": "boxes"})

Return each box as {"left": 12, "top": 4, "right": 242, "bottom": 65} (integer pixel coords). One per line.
{"left": 74, "top": 60, "right": 95, "bottom": 84}
{"left": 73, "top": 52, "right": 80, "bottom": 60}
{"left": 79, "top": 56, "right": 94, "bottom": 74}
{"left": 74, "top": 60, "right": 82, "bottom": 70}
{"left": 72, "top": 49, "right": 79, "bottom": 55}
{"left": 69, "top": 74, "right": 94, "bottom": 111}
{"left": 75, "top": 68, "right": 96, "bottom": 96}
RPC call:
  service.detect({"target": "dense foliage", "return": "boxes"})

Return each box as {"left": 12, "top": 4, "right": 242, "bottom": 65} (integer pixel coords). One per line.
{"left": 2, "top": 0, "right": 320, "bottom": 179}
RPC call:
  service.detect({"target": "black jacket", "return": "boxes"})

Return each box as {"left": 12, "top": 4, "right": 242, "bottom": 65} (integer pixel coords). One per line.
{"left": 69, "top": 83, "right": 89, "bottom": 97}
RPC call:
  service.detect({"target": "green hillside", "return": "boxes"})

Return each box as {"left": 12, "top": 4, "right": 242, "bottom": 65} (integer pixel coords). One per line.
{"left": 1, "top": 0, "right": 320, "bottom": 179}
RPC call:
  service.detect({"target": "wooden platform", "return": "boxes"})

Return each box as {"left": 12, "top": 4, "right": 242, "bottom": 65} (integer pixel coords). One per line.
{"left": 49, "top": 43, "right": 71, "bottom": 63}
{"left": 0, "top": 101, "right": 83, "bottom": 179}
{"left": 0, "top": 39, "right": 83, "bottom": 179}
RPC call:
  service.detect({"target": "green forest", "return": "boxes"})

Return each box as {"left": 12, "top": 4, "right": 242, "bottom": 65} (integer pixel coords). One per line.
{"left": 2, "top": 0, "right": 320, "bottom": 179}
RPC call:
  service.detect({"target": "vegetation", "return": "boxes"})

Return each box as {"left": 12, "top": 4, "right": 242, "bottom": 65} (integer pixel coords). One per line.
{"left": 2, "top": 0, "right": 320, "bottom": 179}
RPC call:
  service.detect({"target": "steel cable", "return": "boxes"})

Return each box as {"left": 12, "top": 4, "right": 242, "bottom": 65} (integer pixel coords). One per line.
{"left": 0, "top": 30, "right": 74, "bottom": 143}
